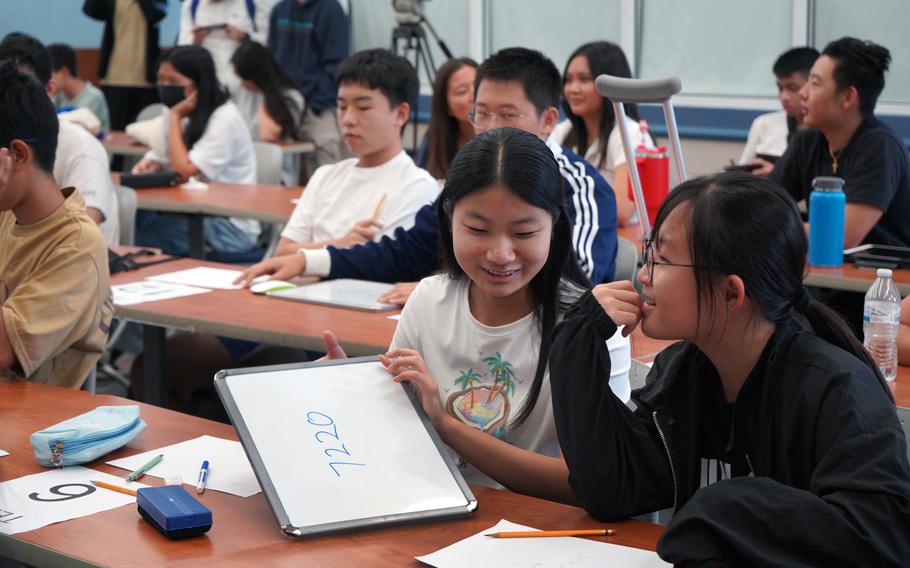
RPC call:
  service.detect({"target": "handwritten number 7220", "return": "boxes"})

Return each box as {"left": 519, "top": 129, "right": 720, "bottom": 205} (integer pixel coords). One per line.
{"left": 307, "top": 411, "right": 366, "bottom": 477}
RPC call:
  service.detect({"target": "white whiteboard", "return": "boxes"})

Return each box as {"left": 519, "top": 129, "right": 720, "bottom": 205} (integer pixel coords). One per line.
{"left": 215, "top": 357, "right": 476, "bottom": 536}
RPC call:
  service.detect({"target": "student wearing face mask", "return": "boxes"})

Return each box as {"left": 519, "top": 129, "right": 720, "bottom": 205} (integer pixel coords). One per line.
{"left": 132, "top": 46, "right": 259, "bottom": 257}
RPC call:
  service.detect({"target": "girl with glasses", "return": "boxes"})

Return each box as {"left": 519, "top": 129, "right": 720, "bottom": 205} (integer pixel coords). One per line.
{"left": 549, "top": 171, "right": 910, "bottom": 565}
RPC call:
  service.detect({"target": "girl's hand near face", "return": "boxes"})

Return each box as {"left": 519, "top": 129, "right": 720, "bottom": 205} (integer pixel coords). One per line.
{"left": 592, "top": 280, "right": 642, "bottom": 336}
{"left": 381, "top": 348, "right": 445, "bottom": 428}
{"left": 171, "top": 91, "right": 198, "bottom": 119}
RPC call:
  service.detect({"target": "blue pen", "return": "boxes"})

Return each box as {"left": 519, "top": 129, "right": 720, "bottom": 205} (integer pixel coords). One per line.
{"left": 196, "top": 460, "right": 209, "bottom": 494}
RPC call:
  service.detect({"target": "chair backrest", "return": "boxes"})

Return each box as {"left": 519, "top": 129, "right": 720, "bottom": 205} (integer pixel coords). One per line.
{"left": 115, "top": 185, "right": 138, "bottom": 246}
{"left": 614, "top": 237, "right": 640, "bottom": 284}
{"left": 897, "top": 406, "right": 910, "bottom": 464}
{"left": 83, "top": 366, "right": 97, "bottom": 394}
{"left": 253, "top": 141, "right": 283, "bottom": 185}
{"left": 136, "top": 103, "right": 165, "bottom": 123}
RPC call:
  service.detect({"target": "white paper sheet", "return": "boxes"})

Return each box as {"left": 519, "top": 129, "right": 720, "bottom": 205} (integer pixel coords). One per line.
{"left": 0, "top": 467, "right": 147, "bottom": 535}
{"left": 106, "top": 435, "right": 260, "bottom": 497}
{"left": 112, "top": 280, "right": 212, "bottom": 306}
{"left": 147, "top": 267, "right": 266, "bottom": 290}
{"left": 0, "top": 450, "right": 8, "bottom": 457}
{"left": 417, "top": 519, "right": 669, "bottom": 568}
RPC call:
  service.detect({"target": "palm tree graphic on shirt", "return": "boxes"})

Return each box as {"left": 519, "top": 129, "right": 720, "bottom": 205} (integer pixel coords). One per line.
{"left": 446, "top": 352, "right": 517, "bottom": 438}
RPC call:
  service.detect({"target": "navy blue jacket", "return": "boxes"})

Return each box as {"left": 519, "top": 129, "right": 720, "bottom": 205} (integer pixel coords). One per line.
{"left": 267, "top": 0, "right": 348, "bottom": 116}
{"left": 327, "top": 143, "right": 618, "bottom": 284}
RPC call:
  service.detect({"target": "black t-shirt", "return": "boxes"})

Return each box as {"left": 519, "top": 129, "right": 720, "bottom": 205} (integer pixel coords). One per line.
{"left": 769, "top": 116, "right": 910, "bottom": 246}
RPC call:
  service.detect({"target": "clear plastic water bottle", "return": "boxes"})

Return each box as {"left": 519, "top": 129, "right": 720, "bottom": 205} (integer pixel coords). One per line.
{"left": 863, "top": 268, "right": 901, "bottom": 382}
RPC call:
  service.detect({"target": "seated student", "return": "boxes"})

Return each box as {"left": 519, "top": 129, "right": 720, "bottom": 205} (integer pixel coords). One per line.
{"left": 770, "top": 37, "right": 910, "bottom": 249}
{"left": 553, "top": 41, "right": 654, "bottom": 226}
{"left": 238, "top": 47, "right": 619, "bottom": 301}
{"left": 133, "top": 45, "right": 259, "bottom": 256}
{"left": 231, "top": 40, "right": 304, "bottom": 186}
{"left": 0, "top": 33, "right": 119, "bottom": 246}
{"left": 48, "top": 42, "right": 112, "bottom": 131}
{"left": 275, "top": 48, "right": 439, "bottom": 255}
{"left": 129, "top": 48, "right": 438, "bottom": 408}
{"left": 899, "top": 296, "right": 910, "bottom": 366}
{"left": 0, "top": 61, "right": 113, "bottom": 390}
{"left": 322, "top": 127, "right": 630, "bottom": 496}
{"left": 415, "top": 57, "right": 478, "bottom": 179}
{"left": 738, "top": 47, "right": 818, "bottom": 175}
{"left": 548, "top": 172, "right": 910, "bottom": 565}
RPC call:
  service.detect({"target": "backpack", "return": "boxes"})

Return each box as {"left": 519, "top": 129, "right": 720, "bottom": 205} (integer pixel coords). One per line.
{"left": 190, "top": 0, "right": 258, "bottom": 32}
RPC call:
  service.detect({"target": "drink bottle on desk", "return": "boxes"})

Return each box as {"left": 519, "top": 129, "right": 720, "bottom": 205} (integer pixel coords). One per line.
{"left": 863, "top": 268, "right": 901, "bottom": 382}
{"left": 808, "top": 176, "right": 845, "bottom": 267}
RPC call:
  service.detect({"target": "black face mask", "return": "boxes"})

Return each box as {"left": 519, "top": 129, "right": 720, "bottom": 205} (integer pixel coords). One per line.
{"left": 157, "top": 85, "right": 187, "bottom": 108}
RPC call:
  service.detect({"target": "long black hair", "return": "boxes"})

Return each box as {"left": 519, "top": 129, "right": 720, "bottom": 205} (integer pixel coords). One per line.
{"left": 161, "top": 46, "right": 229, "bottom": 148}
{"left": 438, "top": 127, "right": 591, "bottom": 427}
{"left": 425, "top": 57, "right": 477, "bottom": 179}
{"left": 650, "top": 171, "right": 892, "bottom": 398}
{"left": 561, "top": 41, "right": 639, "bottom": 171}
{"left": 231, "top": 41, "right": 302, "bottom": 140}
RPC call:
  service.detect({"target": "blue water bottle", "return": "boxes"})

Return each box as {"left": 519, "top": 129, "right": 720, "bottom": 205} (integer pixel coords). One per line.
{"left": 808, "top": 176, "right": 846, "bottom": 267}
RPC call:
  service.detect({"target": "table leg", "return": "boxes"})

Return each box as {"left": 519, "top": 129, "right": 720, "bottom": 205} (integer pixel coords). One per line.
{"left": 142, "top": 325, "right": 167, "bottom": 406}
{"left": 188, "top": 214, "right": 204, "bottom": 259}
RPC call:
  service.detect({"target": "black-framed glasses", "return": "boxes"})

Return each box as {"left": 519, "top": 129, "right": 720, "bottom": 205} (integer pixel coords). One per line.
{"left": 641, "top": 238, "right": 699, "bottom": 281}
{"left": 467, "top": 107, "right": 528, "bottom": 127}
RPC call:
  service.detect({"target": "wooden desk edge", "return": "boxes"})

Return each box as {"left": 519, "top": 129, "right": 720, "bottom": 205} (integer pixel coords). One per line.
{"left": 133, "top": 199, "right": 289, "bottom": 225}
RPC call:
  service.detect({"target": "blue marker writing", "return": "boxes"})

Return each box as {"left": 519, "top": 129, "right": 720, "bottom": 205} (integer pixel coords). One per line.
{"left": 196, "top": 460, "right": 209, "bottom": 494}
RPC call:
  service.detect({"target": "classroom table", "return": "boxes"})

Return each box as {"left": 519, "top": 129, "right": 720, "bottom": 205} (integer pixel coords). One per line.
{"left": 616, "top": 226, "right": 910, "bottom": 295}
{"left": 103, "top": 131, "right": 316, "bottom": 159}
{"left": 111, "top": 172, "right": 300, "bottom": 259}
{"left": 0, "top": 380, "right": 664, "bottom": 567}
{"left": 111, "top": 256, "right": 399, "bottom": 406}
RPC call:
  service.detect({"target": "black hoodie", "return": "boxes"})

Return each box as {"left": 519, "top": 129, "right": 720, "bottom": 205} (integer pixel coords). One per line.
{"left": 550, "top": 291, "right": 910, "bottom": 567}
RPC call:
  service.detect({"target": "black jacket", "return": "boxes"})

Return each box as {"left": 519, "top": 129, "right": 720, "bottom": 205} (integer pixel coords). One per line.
{"left": 550, "top": 292, "right": 910, "bottom": 567}
{"left": 83, "top": 0, "right": 168, "bottom": 84}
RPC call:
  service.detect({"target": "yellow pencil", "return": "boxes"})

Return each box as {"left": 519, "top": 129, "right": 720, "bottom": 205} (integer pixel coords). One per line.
{"left": 91, "top": 480, "right": 138, "bottom": 497}
{"left": 370, "top": 193, "right": 387, "bottom": 219}
{"left": 485, "top": 528, "right": 615, "bottom": 538}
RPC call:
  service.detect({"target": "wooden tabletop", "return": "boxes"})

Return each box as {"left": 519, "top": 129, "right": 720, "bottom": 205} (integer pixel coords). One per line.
{"left": 102, "top": 130, "right": 148, "bottom": 157}
{"left": 112, "top": 257, "right": 399, "bottom": 357}
{"left": 0, "top": 381, "right": 663, "bottom": 567}
{"left": 110, "top": 172, "right": 300, "bottom": 225}
{"left": 103, "top": 131, "right": 315, "bottom": 158}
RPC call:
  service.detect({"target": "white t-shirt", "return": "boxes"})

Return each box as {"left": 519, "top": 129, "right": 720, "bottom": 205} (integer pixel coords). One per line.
{"left": 738, "top": 110, "right": 790, "bottom": 164}
{"left": 390, "top": 275, "right": 631, "bottom": 488}
{"left": 178, "top": 0, "right": 270, "bottom": 132}
{"left": 144, "top": 101, "right": 259, "bottom": 240}
{"left": 54, "top": 120, "right": 119, "bottom": 245}
{"left": 552, "top": 117, "right": 653, "bottom": 186}
{"left": 282, "top": 151, "right": 439, "bottom": 245}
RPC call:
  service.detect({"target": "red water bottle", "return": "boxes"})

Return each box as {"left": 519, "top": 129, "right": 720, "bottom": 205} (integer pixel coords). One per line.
{"left": 628, "top": 120, "right": 670, "bottom": 225}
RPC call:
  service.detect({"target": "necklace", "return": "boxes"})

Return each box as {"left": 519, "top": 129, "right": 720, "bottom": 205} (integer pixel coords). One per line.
{"left": 828, "top": 146, "right": 841, "bottom": 174}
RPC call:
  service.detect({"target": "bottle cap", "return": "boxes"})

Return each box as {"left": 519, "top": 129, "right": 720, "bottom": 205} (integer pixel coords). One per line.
{"left": 876, "top": 268, "right": 893, "bottom": 278}
{"left": 811, "top": 176, "right": 845, "bottom": 191}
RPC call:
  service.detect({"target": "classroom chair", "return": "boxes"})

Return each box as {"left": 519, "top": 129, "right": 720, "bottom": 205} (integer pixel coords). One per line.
{"left": 136, "top": 103, "right": 164, "bottom": 123}
{"left": 83, "top": 366, "right": 97, "bottom": 394}
{"left": 253, "top": 141, "right": 283, "bottom": 185}
{"left": 115, "top": 184, "right": 138, "bottom": 246}
{"left": 898, "top": 406, "right": 910, "bottom": 464}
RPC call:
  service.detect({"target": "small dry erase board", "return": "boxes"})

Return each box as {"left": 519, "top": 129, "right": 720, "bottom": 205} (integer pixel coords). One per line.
{"left": 266, "top": 279, "right": 398, "bottom": 312}
{"left": 214, "top": 357, "right": 476, "bottom": 538}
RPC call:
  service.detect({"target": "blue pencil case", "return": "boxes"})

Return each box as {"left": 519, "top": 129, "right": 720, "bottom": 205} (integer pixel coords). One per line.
{"left": 30, "top": 405, "right": 147, "bottom": 467}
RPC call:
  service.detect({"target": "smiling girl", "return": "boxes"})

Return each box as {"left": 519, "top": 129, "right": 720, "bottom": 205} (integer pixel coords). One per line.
{"left": 549, "top": 172, "right": 910, "bottom": 565}
{"left": 323, "top": 127, "right": 630, "bottom": 501}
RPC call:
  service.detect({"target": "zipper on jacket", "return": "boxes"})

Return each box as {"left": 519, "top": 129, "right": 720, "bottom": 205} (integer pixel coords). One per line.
{"left": 746, "top": 453, "right": 754, "bottom": 476}
{"left": 652, "top": 410, "right": 678, "bottom": 511}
